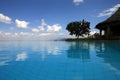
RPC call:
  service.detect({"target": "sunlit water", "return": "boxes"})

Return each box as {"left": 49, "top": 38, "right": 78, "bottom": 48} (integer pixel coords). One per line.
{"left": 0, "top": 40, "right": 120, "bottom": 80}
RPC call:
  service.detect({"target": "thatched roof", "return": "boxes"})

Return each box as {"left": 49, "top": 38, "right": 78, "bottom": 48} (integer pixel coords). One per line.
{"left": 96, "top": 7, "right": 120, "bottom": 30}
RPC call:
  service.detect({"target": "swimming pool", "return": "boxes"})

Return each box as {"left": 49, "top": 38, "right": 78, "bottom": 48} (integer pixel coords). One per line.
{"left": 0, "top": 41, "right": 120, "bottom": 80}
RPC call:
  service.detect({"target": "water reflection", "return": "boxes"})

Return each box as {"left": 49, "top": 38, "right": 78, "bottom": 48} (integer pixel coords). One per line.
{"left": 16, "top": 52, "right": 28, "bottom": 61}
{"left": 0, "top": 57, "right": 12, "bottom": 66}
{"left": 31, "top": 41, "right": 63, "bottom": 61}
{"left": 0, "top": 41, "right": 69, "bottom": 63}
{"left": 0, "top": 51, "right": 12, "bottom": 66}
{"left": 67, "top": 41, "right": 90, "bottom": 60}
{"left": 95, "top": 41, "right": 120, "bottom": 72}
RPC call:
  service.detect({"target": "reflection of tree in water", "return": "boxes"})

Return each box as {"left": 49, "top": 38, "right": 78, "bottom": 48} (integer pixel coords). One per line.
{"left": 67, "top": 41, "right": 90, "bottom": 60}
{"left": 95, "top": 41, "right": 120, "bottom": 70}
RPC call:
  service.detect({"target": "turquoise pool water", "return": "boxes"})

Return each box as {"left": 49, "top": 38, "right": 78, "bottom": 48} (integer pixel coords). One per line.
{"left": 0, "top": 41, "right": 120, "bottom": 80}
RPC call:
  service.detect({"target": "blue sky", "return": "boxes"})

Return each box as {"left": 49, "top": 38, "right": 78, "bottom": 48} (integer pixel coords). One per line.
{"left": 0, "top": 0, "right": 120, "bottom": 40}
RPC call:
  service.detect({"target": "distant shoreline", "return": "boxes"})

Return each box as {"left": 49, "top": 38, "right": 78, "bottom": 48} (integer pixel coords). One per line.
{"left": 59, "top": 38, "right": 120, "bottom": 42}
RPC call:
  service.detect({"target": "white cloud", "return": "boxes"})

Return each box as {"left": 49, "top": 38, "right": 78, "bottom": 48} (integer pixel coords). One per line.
{"left": 19, "top": 32, "right": 29, "bottom": 36}
{"left": 39, "top": 19, "right": 47, "bottom": 31}
{"left": 90, "top": 31, "right": 97, "bottom": 35}
{"left": 14, "top": 33, "right": 18, "bottom": 36}
{"left": 15, "top": 19, "right": 29, "bottom": 29}
{"left": 0, "top": 31, "right": 76, "bottom": 41}
{"left": 73, "top": 0, "right": 83, "bottom": 5}
{"left": 37, "top": 19, "right": 62, "bottom": 33}
{"left": 98, "top": 4, "right": 120, "bottom": 17}
{"left": 89, "top": 29, "right": 99, "bottom": 35}
{"left": 0, "top": 13, "right": 12, "bottom": 24}
{"left": 47, "top": 24, "right": 62, "bottom": 32}
{"left": 38, "top": 33, "right": 52, "bottom": 36}
{"left": 32, "top": 28, "right": 39, "bottom": 33}
{"left": 16, "top": 52, "right": 28, "bottom": 61}
{"left": 5, "top": 32, "right": 11, "bottom": 36}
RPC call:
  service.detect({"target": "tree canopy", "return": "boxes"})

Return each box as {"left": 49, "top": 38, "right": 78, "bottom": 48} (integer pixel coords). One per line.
{"left": 66, "top": 20, "right": 90, "bottom": 38}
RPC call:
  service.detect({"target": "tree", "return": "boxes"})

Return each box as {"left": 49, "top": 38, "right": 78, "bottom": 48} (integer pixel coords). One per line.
{"left": 66, "top": 20, "right": 90, "bottom": 38}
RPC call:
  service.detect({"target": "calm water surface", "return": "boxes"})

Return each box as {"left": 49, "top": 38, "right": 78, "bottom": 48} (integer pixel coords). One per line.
{"left": 0, "top": 41, "right": 120, "bottom": 80}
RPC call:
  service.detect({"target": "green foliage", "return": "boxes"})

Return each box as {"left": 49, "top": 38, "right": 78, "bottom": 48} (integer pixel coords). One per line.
{"left": 66, "top": 19, "right": 90, "bottom": 38}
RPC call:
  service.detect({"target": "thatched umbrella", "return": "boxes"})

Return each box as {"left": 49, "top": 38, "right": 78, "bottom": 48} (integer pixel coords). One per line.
{"left": 95, "top": 7, "right": 120, "bottom": 37}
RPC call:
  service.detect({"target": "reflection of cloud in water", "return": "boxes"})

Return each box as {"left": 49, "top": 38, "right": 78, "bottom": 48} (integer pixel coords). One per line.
{"left": 0, "top": 53, "right": 12, "bottom": 66}
{"left": 95, "top": 42, "right": 105, "bottom": 53}
{"left": 48, "top": 47, "right": 61, "bottom": 55}
{"left": 31, "top": 41, "right": 63, "bottom": 61}
{"left": 40, "top": 46, "right": 61, "bottom": 61}
{"left": 32, "top": 42, "right": 61, "bottom": 55}
{"left": 16, "top": 52, "right": 28, "bottom": 61}
{"left": 0, "top": 57, "right": 12, "bottom": 66}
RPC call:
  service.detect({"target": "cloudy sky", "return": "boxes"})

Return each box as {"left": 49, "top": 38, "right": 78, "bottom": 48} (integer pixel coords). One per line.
{"left": 0, "top": 0, "right": 120, "bottom": 40}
